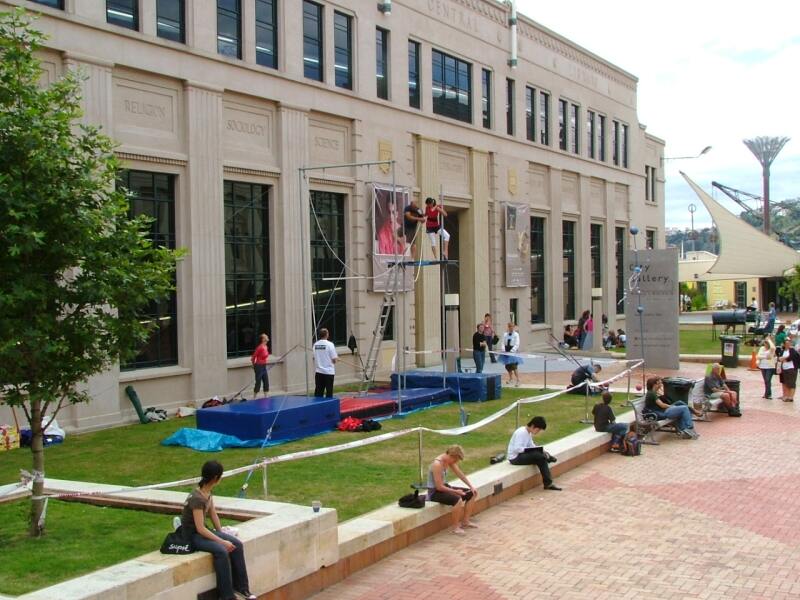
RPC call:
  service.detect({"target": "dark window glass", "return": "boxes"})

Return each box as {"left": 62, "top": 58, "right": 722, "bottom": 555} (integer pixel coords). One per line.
{"left": 432, "top": 49, "right": 472, "bottom": 124}
{"left": 645, "top": 166, "right": 653, "bottom": 202}
{"left": 31, "top": 0, "right": 63, "bottom": 8}
{"left": 598, "top": 115, "right": 606, "bottom": 162}
{"left": 376, "top": 27, "right": 389, "bottom": 99}
{"left": 539, "top": 91, "right": 550, "bottom": 145}
{"left": 506, "top": 78, "right": 514, "bottom": 135}
{"left": 570, "top": 103, "right": 579, "bottom": 154}
{"left": 587, "top": 110, "right": 595, "bottom": 159}
{"left": 646, "top": 229, "right": 656, "bottom": 250}
{"left": 225, "top": 181, "right": 271, "bottom": 358}
{"left": 735, "top": 281, "right": 747, "bottom": 308}
{"left": 558, "top": 99, "right": 568, "bottom": 151}
{"left": 157, "top": 0, "right": 184, "bottom": 43}
{"left": 310, "top": 191, "right": 347, "bottom": 346}
{"left": 409, "top": 41, "right": 421, "bottom": 109}
{"left": 107, "top": 0, "right": 138, "bottom": 30}
{"left": 591, "top": 223, "right": 602, "bottom": 289}
{"left": 255, "top": 0, "right": 278, "bottom": 68}
{"left": 562, "top": 220, "right": 575, "bottom": 321}
{"left": 530, "top": 216, "right": 545, "bottom": 324}
{"left": 334, "top": 12, "right": 352, "bottom": 89}
{"left": 303, "top": 1, "right": 323, "bottom": 81}
{"left": 481, "top": 69, "right": 491, "bottom": 128}
{"left": 615, "top": 226, "right": 625, "bottom": 313}
{"left": 612, "top": 120, "right": 620, "bottom": 166}
{"left": 121, "top": 170, "right": 178, "bottom": 369}
{"left": 525, "top": 86, "right": 535, "bottom": 141}
{"left": 217, "top": 0, "right": 241, "bottom": 58}
{"left": 621, "top": 123, "right": 629, "bottom": 168}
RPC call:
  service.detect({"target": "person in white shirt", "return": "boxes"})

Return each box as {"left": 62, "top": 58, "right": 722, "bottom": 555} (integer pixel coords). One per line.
{"left": 506, "top": 416, "right": 561, "bottom": 491}
{"left": 498, "top": 322, "right": 523, "bottom": 386}
{"left": 313, "top": 328, "right": 338, "bottom": 398}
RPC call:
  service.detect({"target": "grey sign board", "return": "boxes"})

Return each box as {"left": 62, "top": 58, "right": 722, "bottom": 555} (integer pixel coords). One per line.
{"left": 504, "top": 202, "right": 530, "bottom": 288}
{"left": 625, "top": 247, "right": 679, "bottom": 370}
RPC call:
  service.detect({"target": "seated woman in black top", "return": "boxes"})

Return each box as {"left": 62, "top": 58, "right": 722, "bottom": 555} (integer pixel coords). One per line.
{"left": 563, "top": 325, "right": 578, "bottom": 348}
{"left": 644, "top": 377, "right": 699, "bottom": 440}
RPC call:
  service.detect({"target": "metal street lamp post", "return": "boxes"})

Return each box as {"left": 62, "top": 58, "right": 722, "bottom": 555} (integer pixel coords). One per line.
{"left": 688, "top": 203, "right": 696, "bottom": 257}
{"left": 743, "top": 136, "right": 790, "bottom": 236}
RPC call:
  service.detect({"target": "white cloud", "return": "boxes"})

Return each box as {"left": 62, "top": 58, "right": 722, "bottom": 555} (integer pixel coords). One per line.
{"left": 515, "top": 0, "right": 800, "bottom": 229}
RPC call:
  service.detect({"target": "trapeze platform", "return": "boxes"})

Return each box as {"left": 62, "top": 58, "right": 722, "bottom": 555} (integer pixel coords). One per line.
{"left": 387, "top": 259, "right": 459, "bottom": 267}
{"left": 197, "top": 395, "right": 340, "bottom": 442}
{"left": 390, "top": 371, "right": 502, "bottom": 402}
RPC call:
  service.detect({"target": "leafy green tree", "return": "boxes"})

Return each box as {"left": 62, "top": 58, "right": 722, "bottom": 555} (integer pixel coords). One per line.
{"left": 0, "top": 11, "right": 181, "bottom": 537}
{"left": 779, "top": 265, "right": 800, "bottom": 312}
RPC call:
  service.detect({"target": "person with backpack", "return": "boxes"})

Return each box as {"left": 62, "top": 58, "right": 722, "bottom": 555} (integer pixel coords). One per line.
{"left": 592, "top": 391, "right": 628, "bottom": 451}
{"left": 426, "top": 445, "right": 478, "bottom": 535}
{"left": 621, "top": 422, "right": 642, "bottom": 456}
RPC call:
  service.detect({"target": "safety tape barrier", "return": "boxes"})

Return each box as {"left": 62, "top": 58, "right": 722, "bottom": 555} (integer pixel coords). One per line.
{"left": 22, "top": 360, "right": 643, "bottom": 501}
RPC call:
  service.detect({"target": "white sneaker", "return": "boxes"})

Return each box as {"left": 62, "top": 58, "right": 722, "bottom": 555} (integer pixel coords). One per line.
{"left": 173, "top": 516, "right": 181, "bottom": 530}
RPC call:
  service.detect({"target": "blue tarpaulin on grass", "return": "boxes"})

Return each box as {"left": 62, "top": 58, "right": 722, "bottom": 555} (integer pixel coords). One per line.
{"left": 161, "top": 428, "right": 263, "bottom": 452}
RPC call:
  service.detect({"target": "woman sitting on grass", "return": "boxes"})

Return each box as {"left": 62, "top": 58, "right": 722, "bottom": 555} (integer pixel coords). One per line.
{"left": 182, "top": 461, "right": 256, "bottom": 600}
{"left": 427, "top": 445, "right": 479, "bottom": 535}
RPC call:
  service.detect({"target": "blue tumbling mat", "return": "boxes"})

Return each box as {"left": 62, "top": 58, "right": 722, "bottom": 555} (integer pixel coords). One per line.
{"left": 390, "top": 371, "right": 502, "bottom": 402}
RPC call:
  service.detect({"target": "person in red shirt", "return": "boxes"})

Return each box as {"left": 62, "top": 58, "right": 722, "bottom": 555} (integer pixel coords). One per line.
{"left": 424, "top": 197, "right": 450, "bottom": 259}
{"left": 250, "top": 333, "right": 270, "bottom": 398}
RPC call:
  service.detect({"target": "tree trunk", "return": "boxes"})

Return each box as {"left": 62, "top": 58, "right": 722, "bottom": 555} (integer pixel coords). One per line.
{"left": 29, "top": 398, "right": 46, "bottom": 538}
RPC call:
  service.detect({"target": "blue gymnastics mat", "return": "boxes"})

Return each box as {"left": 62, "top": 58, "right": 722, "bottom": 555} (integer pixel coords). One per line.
{"left": 390, "top": 371, "right": 502, "bottom": 402}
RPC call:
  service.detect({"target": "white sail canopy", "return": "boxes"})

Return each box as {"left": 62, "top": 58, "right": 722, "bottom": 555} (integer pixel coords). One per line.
{"left": 681, "top": 172, "right": 800, "bottom": 277}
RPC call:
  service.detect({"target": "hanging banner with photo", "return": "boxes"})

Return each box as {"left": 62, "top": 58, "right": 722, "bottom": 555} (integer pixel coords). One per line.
{"left": 504, "top": 202, "right": 530, "bottom": 287}
{"left": 371, "top": 183, "right": 413, "bottom": 292}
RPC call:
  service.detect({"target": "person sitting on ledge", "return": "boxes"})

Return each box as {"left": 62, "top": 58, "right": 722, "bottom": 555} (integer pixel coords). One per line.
{"left": 507, "top": 416, "right": 562, "bottom": 491}
{"left": 427, "top": 445, "right": 479, "bottom": 535}
{"left": 644, "top": 377, "right": 699, "bottom": 439}
{"left": 570, "top": 363, "right": 602, "bottom": 394}
{"left": 593, "top": 391, "right": 628, "bottom": 451}
{"left": 563, "top": 325, "right": 578, "bottom": 348}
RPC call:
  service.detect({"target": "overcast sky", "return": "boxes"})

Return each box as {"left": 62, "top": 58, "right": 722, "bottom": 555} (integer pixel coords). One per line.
{"left": 516, "top": 0, "right": 800, "bottom": 229}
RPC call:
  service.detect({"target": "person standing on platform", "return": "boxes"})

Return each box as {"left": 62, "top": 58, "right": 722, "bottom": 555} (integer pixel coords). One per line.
{"left": 472, "top": 323, "right": 487, "bottom": 373}
{"left": 507, "top": 416, "right": 562, "bottom": 491}
{"left": 424, "top": 197, "right": 450, "bottom": 259}
{"left": 250, "top": 333, "right": 270, "bottom": 398}
{"left": 403, "top": 199, "right": 425, "bottom": 260}
{"left": 313, "top": 328, "right": 338, "bottom": 398}
{"left": 483, "top": 313, "right": 498, "bottom": 363}
{"left": 499, "top": 322, "right": 523, "bottom": 386}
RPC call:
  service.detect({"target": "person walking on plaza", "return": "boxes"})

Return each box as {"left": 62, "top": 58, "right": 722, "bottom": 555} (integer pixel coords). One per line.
{"left": 427, "top": 445, "right": 479, "bottom": 535}
{"left": 313, "top": 328, "right": 338, "bottom": 398}
{"left": 593, "top": 391, "right": 628, "bottom": 450}
{"left": 472, "top": 323, "right": 487, "bottom": 373}
{"left": 757, "top": 337, "right": 776, "bottom": 399}
{"left": 704, "top": 363, "right": 741, "bottom": 416}
{"left": 483, "top": 313, "right": 498, "bottom": 363}
{"left": 499, "top": 322, "right": 523, "bottom": 386}
{"left": 424, "top": 197, "right": 450, "bottom": 259}
{"left": 250, "top": 333, "right": 270, "bottom": 398}
{"left": 644, "top": 377, "right": 699, "bottom": 439}
{"left": 182, "top": 461, "right": 257, "bottom": 600}
{"left": 507, "top": 416, "right": 562, "bottom": 490}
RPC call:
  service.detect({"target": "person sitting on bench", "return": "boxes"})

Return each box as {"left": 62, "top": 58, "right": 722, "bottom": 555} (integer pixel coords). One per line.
{"left": 570, "top": 363, "right": 602, "bottom": 393}
{"left": 644, "top": 377, "right": 699, "bottom": 439}
{"left": 704, "top": 363, "right": 741, "bottom": 416}
{"left": 507, "top": 416, "right": 562, "bottom": 491}
{"left": 426, "top": 445, "right": 479, "bottom": 535}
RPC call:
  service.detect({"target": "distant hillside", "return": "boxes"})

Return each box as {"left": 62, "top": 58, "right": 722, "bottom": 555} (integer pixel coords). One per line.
{"left": 666, "top": 227, "right": 720, "bottom": 255}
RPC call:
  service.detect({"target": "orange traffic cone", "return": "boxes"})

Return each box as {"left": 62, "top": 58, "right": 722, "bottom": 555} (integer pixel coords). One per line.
{"left": 749, "top": 350, "right": 758, "bottom": 371}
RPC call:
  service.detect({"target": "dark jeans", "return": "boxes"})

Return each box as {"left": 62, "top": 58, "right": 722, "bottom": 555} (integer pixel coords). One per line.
{"left": 253, "top": 364, "right": 269, "bottom": 394}
{"left": 509, "top": 451, "right": 553, "bottom": 486}
{"left": 603, "top": 422, "right": 628, "bottom": 444}
{"left": 486, "top": 335, "right": 497, "bottom": 362}
{"left": 473, "top": 350, "right": 486, "bottom": 373}
{"left": 761, "top": 368, "right": 775, "bottom": 398}
{"left": 314, "top": 372, "right": 335, "bottom": 398}
{"left": 191, "top": 530, "right": 250, "bottom": 600}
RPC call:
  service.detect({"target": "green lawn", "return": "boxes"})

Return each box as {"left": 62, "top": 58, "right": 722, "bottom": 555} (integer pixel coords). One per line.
{"left": 611, "top": 327, "right": 728, "bottom": 355}
{"left": 0, "top": 387, "right": 628, "bottom": 593}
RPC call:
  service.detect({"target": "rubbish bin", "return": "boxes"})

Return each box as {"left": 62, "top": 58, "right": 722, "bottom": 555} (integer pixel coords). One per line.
{"left": 724, "top": 379, "right": 740, "bottom": 396}
{"left": 662, "top": 377, "right": 695, "bottom": 404}
{"left": 720, "top": 335, "right": 741, "bottom": 369}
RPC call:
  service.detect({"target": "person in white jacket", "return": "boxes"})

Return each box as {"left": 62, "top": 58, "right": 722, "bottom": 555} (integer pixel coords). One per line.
{"left": 757, "top": 337, "right": 776, "bottom": 399}
{"left": 499, "top": 322, "right": 523, "bottom": 386}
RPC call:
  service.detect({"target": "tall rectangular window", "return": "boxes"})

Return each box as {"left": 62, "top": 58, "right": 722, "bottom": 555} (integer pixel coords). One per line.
{"left": 562, "top": 220, "right": 576, "bottom": 321}
{"left": 525, "top": 86, "right": 535, "bottom": 141}
{"left": 107, "top": 0, "right": 139, "bottom": 30}
{"left": 530, "top": 216, "right": 546, "bottom": 324}
{"left": 255, "top": 0, "right": 278, "bottom": 68}
{"left": 121, "top": 170, "right": 178, "bottom": 369}
{"left": 598, "top": 115, "right": 606, "bottom": 161}
{"left": 590, "top": 223, "right": 602, "bottom": 289}
{"left": 506, "top": 78, "right": 515, "bottom": 135}
{"left": 432, "top": 49, "right": 472, "bottom": 124}
{"left": 310, "top": 191, "right": 347, "bottom": 346}
{"left": 621, "top": 123, "right": 629, "bottom": 168}
{"left": 539, "top": 91, "right": 550, "bottom": 145}
{"left": 303, "top": 1, "right": 323, "bottom": 81}
{"left": 587, "top": 110, "right": 595, "bottom": 159}
{"left": 646, "top": 229, "right": 656, "bottom": 249}
{"left": 157, "top": 0, "right": 184, "bottom": 43}
{"left": 409, "top": 41, "right": 421, "bottom": 109}
{"left": 481, "top": 69, "right": 492, "bottom": 129}
{"left": 558, "top": 99, "right": 568, "bottom": 150}
{"left": 615, "top": 226, "right": 625, "bottom": 313}
{"left": 225, "top": 181, "right": 271, "bottom": 358}
{"left": 645, "top": 165, "right": 657, "bottom": 202}
{"left": 32, "top": 0, "right": 64, "bottom": 8}
{"left": 612, "top": 120, "right": 620, "bottom": 166}
{"left": 570, "top": 103, "right": 579, "bottom": 154}
{"left": 376, "top": 27, "right": 389, "bottom": 99}
{"left": 217, "top": 0, "right": 241, "bottom": 58}
{"left": 333, "top": 12, "right": 352, "bottom": 89}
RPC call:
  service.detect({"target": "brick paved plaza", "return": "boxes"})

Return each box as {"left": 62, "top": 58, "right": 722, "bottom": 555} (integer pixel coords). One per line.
{"left": 312, "top": 364, "right": 800, "bottom": 600}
